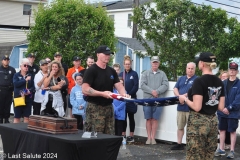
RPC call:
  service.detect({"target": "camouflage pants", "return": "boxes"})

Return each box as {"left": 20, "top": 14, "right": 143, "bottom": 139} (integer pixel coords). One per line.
{"left": 186, "top": 111, "right": 218, "bottom": 160}
{"left": 84, "top": 102, "right": 114, "bottom": 135}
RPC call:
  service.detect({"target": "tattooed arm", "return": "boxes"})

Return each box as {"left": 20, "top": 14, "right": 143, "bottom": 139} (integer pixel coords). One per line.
{"left": 82, "top": 83, "right": 113, "bottom": 99}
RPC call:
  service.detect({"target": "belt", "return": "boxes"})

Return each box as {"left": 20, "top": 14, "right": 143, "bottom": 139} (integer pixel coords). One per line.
{"left": 88, "top": 101, "right": 112, "bottom": 106}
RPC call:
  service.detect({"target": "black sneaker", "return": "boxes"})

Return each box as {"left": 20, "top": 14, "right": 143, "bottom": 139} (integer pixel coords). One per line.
{"left": 126, "top": 136, "right": 134, "bottom": 142}
{"left": 171, "top": 144, "right": 184, "bottom": 150}
{"left": 4, "top": 119, "right": 10, "bottom": 123}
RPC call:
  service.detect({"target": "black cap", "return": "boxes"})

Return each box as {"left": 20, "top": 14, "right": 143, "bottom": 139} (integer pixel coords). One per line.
{"left": 27, "top": 53, "right": 36, "bottom": 58}
{"left": 72, "top": 56, "right": 81, "bottom": 61}
{"left": 39, "top": 59, "right": 48, "bottom": 66}
{"left": 54, "top": 52, "right": 62, "bottom": 57}
{"left": 229, "top": 62, "right": 238, "bottom": 70}
{"left": 2, "top": 55, "right": 10, "bottom": 60}
{"left": 195, "top": 52, "right": 216, "bottom": 63}
{"left": 95, "top": 45, "right": 114, "bottom": 55}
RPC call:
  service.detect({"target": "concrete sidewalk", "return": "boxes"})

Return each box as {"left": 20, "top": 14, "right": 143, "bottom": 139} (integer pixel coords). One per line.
{"left": 7, "top": 116, "right": 240, "bottom": 159}
{"left": 117, "top": 135, "right": 240, "bottom": 160}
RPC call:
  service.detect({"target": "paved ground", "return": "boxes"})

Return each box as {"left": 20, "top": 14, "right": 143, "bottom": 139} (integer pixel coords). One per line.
{"left": 117, "top": 135, "right": 240, "bottom": 160}
{"left": 7, "top": 116, "right": 240, "bottom": 160}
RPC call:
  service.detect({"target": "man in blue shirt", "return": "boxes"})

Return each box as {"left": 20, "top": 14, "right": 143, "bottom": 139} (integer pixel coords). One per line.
{"left": 215, "top": 62, "right": 240, "bottom": 159}
{"left": 171, "top": 62, "right": 197, "bottom": 150}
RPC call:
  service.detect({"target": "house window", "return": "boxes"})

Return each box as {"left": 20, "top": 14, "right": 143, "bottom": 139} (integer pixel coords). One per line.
{"left": 23, "top": 4, "right": 32, "bottom": 15}
{"left": 109, "top": 15, "right": 114, "bottom": 21}
{"left": 127, "top": 14, "right": 132, "bottom": 27}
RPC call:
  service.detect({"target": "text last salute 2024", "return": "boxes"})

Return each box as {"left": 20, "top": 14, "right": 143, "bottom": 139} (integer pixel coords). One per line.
{"left": 4, "top": 153, "right": 57, "bottom": 159}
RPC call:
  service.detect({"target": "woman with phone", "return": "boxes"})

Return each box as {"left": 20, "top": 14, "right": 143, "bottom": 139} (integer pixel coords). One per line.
{"left": 13, "top": 58, "right": 35, "bottom": 123}
{"left": 41, "top": 60, "right": 68, "bottom": 117}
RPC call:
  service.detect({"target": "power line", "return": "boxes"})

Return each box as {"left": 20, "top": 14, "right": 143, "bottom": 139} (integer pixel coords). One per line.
{"left": 193, "top": 2, "right": 240, "bottom": 16}
{"left": 205, "top": 0, "right": 240, "bottom": 9}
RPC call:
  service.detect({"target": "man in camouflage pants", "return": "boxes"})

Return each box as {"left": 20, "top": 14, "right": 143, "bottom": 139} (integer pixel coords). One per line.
{"left": 82, "top": 45, "right": 128, "bottom": 134}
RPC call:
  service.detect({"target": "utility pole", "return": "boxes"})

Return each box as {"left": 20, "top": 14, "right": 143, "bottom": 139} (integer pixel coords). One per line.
{"left": 132, "top": 0, "right": 139, "bottom": 38}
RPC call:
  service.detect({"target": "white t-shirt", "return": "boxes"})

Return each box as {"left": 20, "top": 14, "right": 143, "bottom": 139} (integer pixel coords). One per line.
{"left": 34, "top": 71, "right": 45, "bottom": 103}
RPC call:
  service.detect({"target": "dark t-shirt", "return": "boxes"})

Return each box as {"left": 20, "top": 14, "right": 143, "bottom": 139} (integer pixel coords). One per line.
{"left": 83, "top": 64, "right": 120, "bottom": 106}
{"left": 79, "top": 69, "right": 86, "bottom": 76}
{"left": 28, "top": 64, "right": 39, "bottom": 78}
{"left": 62, "top": 63, "right": 68, "bottom": 76}
{"left": 0, "top": 65, "right": 16, "bottom": 88}
{"left": 188, "top": 74, "right": 225, "bottom": 115}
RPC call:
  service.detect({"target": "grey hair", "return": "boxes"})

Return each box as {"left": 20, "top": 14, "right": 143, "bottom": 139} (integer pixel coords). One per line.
{"left": 20, "top": 58, "right": 30, "bottom": 66}
{"left": 186, "top": 62, "right": 196, "bottom": 68}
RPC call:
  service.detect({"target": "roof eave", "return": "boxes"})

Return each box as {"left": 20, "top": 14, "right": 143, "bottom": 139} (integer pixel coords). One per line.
{"left": 5, "top": 0, "right": 48, "bottom": 4}
{"left": 107, "top": 8, "right": 133, "bottom": 12}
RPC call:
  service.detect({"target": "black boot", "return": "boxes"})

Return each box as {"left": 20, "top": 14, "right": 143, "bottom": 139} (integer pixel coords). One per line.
{"left": 4, "top": 118, "right": 9, "bottom": 123}
{"left": 0, "top": 118, "right": 3, "bottom": 124}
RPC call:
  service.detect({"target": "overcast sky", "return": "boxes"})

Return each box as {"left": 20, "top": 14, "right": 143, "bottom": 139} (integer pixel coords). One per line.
{"left": 48, "top": 0, "right": 240, "bottom": 20}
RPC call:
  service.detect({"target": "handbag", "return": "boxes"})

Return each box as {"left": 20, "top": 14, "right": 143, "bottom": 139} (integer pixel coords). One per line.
{"left": 14, "top": 81, "right": 27, "bottom": 107}
{"left": 14, "top": 96, "right": 26, "bottom": 107}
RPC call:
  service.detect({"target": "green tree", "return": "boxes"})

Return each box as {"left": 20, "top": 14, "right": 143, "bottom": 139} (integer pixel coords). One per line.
{"left": 27, "top": 0, "right": 116, "bottom": 66}
{"left": 133, "top": 0, "right": 240, "bottom": 80}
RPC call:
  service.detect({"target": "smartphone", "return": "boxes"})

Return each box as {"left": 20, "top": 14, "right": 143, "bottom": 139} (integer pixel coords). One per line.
{"left": 57, "top": 77, "right": 61, "bottom": 82}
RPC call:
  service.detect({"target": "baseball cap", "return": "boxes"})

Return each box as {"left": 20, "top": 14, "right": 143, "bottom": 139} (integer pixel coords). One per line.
{"left": 54, "top": 52, "right": 62, "bottom": 57}
{"left": 95, "top": 45, "right": 114, "bottom": 55}
{"left": 27, "top": 53, "right": 36, "bottom": 58}
{"left": 229, "top": 62, "right": 238, "bottom": 70}
{"left": 195, "top": 52, "right": 216, "bottom": 63}
{"left": 151, "top": 56, "right": 160, "bottom": 63}
{"left": 72, "top": 56, "right": 81, "bottom": 61}
{"left": 2, "top": 55, "right": 10, "bottom": 60}
{"left": 39, "top": 59, "right": 48, "bottom": 66}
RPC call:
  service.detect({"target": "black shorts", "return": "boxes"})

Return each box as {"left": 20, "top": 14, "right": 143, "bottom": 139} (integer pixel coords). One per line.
{"left": 218, "top": 117, "right": 239, "bottom": 132}
{"left": 14, "top": 101, "right": 32, "bottom": 118}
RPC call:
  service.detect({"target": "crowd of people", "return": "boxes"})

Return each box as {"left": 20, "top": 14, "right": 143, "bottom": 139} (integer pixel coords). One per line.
{"left": 0, "top": 47, "right": 240, "bottom": 159}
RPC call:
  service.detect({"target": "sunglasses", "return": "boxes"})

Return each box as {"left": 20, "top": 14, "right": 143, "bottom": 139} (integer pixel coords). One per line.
{"left": 23, "top": 64, "right": 29, "bottom": 68}
{"left": 3, "top": 59, "right": 9, "bottom": 61}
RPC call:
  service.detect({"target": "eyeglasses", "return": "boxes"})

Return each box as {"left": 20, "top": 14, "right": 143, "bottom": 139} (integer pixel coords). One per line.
{"left": 23, "top": 64, "right": 28, "bottom": 68}
{"left": 3, "top": 59, "right": 9, "bottom": 61}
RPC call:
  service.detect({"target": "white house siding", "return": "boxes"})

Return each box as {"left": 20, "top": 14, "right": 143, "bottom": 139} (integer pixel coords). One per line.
{"left": 0, "top": 1, "right": 40, "bottom": 26}
{"left": 108, "top": 9, "right": 133, "bottom": 38}
{"left": 0, "top": 29, "right": 28, "bottom": 43}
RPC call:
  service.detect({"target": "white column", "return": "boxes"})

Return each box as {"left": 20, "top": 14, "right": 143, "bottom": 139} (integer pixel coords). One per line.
{"left": 140, "top": 57, "right": 143, "bottom": 74}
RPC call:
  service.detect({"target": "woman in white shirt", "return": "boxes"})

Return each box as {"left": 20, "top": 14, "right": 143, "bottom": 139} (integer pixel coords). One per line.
{"left": 33, "top": 60, "right": 49, "bottom": 115}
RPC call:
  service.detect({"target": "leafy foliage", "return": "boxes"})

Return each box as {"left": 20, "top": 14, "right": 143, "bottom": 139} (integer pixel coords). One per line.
{"left": 132, "top": 0, "right": 240, "bottom": 80}
{"left": 27, "top": 0, "right": 116, "bottom": 66}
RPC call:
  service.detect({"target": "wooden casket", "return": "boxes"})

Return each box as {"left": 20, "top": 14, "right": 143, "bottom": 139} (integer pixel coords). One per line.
{"left": 28, "top": 115, "right": 78, "bottom": 134}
